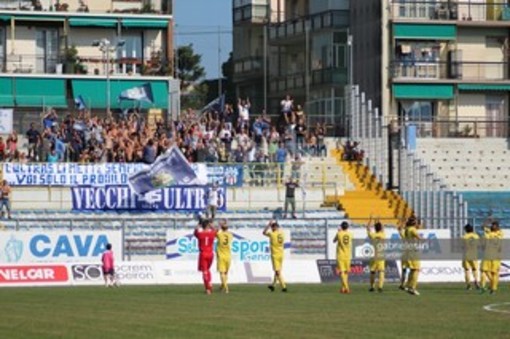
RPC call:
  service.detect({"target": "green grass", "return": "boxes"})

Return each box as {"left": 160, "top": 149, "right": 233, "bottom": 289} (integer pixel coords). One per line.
{"left": 0, "top": 284, "right": 509, "bottom": 338}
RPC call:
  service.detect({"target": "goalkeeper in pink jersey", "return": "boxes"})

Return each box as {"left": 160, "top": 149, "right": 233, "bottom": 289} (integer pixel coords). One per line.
{"left": 101, "top": 243, "right": 118, "bottom": 287}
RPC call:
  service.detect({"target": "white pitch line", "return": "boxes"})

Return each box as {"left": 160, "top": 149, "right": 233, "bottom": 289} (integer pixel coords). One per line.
{"left": 483, "top": 302, "right": 510, "bottom": 314}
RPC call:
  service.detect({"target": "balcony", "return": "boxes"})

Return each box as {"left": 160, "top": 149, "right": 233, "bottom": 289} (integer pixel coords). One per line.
{"left": 0, "top": 0, "right": 172, "bottom": 15}
{"left": 270, "top": 72, "right": 306, "bottom": 93}
{"left": 233, "top": 56, "right": 264, "bottom": 80}
{"left": 391, "top": 60, "right": 510, "bottom": 81}
{"left": 0, "top": 52, "right": 170, "bottom": 76}
{"left": 389, "top": 1, "right": 510, "bottom": 23}
{"left": 311, "top": 68, "right": 348, "bottom": 87}
{"left": 268, "top": 10, "right": 349, "bottom": 43}
{"left": 269, "top": 67, "right": 347, "bottom": 93}
{"left": 233, "top": 0, "right": 268, "bottom": 24}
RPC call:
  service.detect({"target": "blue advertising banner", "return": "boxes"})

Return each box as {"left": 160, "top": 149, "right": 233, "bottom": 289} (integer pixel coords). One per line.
{"left": 71, "top": 185, "right": 227, "bottom": 212}
{"left": 206, "top": 164, "right": 243, "bottom": 187}
{"left": 3, "top": 163, "right": 243, "bottom": 187}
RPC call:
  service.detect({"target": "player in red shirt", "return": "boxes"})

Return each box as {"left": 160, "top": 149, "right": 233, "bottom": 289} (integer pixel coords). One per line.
{"left": 194, "top": 219, "right": 217, "bottom": 294}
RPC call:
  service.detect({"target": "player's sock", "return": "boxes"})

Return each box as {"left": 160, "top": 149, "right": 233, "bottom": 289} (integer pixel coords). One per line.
{"left": 473, "top": 270, "right": 479, "bottom": 285}
{"left": 202, "top": 272, "right": 209, "bottom": 290}
{"left": 491, "top": 272, "right": 499, "bottom": 292}
{"left": 278, "top": 275, "right": 287, "bottom": 289}
{"left": 340, "top": 272, "right": 349, "bottom": 291}
{"left": 409, "top": 270, "right": 418, "bottom": 290}
{"left": 220, "top": 273, "right": 226, "bottom": 290}
{"left": 464, "top": 270, "right": 470, "bottom": 285}
{"left": 272, "top": 275, "right": 278, "bottom": 287}
{"left": 480, "top": 271, "right": 486, "bottom": 288}
{"left": 378, "top": 271, "right": 385, "bottom": 290}
{"left": 399, "top": 269, "right": 407, "bottom": 289}
{"left": 369, "top": 272, "right": 375, "bottom": 289}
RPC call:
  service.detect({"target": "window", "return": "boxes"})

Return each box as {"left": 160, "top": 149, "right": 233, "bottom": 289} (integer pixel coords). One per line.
{"left": 35, "top": 28, "right": 59, "bottom": 73}
{"left": 118, "top": 33, "right": 143, "bottom": 74}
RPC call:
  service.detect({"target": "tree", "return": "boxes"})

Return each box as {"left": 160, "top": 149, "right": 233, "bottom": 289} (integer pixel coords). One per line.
{"left": 221, "top": 52, "right": 236, "bottom": 105}
{"left": 176, "top": 44, "right": 205, "bottom": 91}
{"left": 176, "top": 44, "right": 207, "bottom": 109}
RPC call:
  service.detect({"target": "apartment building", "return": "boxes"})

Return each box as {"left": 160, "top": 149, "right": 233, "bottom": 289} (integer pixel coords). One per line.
{"left": 353, "top": 0, "right": 510, "bottom": 137}
{"left": 0, "top": 0, "right": 174, "bottom": 131}
{"left": 233, "top": 0, "right": 349, "bottom": 132}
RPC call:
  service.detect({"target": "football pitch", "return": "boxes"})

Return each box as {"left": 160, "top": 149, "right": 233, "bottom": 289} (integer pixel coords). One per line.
{"left": 0, "top": 284, "right": 508, "bottom": 339}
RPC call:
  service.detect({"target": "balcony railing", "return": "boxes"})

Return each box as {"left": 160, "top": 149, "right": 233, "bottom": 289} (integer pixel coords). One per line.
{"left": 270, "top": 72, "right": 306, "bottom": 93}
{"left": 0, "top": 53, "right": 170, "bottom": 76}
{"left": 0, "top": 0, "right": 172, "bottom": 15}
{"left": 269, "top": 10, "right": 349, "bottom": 41}
{"left": 408, "top": 118, "right": 510, "bottom": 138}
{"left": 391, "top": 61, "right": 510, "bottom": 81}
{"left": 389, "top": 0, "right": 510, "bottom": 22}
{"left": 311, "top": 67, "right": 348, "bottom": 86}
{"left": 234, "top": 56, "right": 264, "bottom": 76}
{"left": 233, "top": 1, "right": 268, "bottom": 23}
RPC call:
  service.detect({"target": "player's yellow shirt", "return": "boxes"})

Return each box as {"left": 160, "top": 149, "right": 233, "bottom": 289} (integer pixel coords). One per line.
{"left": 368, "top": 230, "right": 386, "bottom": 260}
{"left": 336, "top": 230, "right": 353, "bottom": 260}
{"left": 216, "top": 230, "right": 233, "bottom": 258}
{"left": 266, "top": 230, "right": 284, "bottom": 257}
{"left": 405, "top": 226, "right": 419, "bottom": 240}
{"left": 462, "top": 232, "right": 479, "bottom": 261}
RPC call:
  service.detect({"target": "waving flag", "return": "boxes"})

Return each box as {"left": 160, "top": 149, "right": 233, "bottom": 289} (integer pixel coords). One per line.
{"left": 74, "top": 95, "right": 87, "bottom": 111}
{"left": 118, "top": 83, "right": 154, "bottom": 103}
{"left": 129, "top": 146, "right": 206, "bottom": 195}
{"left": 201, "top": 94, "right": 225, "bottom": 113}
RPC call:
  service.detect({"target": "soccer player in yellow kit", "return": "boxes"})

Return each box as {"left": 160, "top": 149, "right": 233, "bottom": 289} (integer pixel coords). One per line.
{"left": 366, "top": 217, "right": 385, "bottom": 292}
{"left": 263, "top": 220, "right": 287, "bottom": 292}
{"left": 216, "top": 219, "right": 233, "bottom": 293}
{"left": 461, "top": 224, "right": 479, "bottom": 290}
{"left": 333, "top": 221, "right": 352, "bottom": 294}
{"left": 399, "top": 216, "right": 422, "bottom": 296}
{"left": 480, "top": 221, "right": 503, "bottom": 294}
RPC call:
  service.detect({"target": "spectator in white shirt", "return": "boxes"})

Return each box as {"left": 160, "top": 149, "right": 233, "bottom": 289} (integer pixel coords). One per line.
{"left": 281, "top": 94, "right": 294, "bottom": 124}
{"left": 238, "top": 98, "right": 251, "bottom": 130}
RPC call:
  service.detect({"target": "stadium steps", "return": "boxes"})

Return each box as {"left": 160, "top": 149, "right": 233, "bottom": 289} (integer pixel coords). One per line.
{"left": 324, "top": 149, "right": 413, "bottom": 225}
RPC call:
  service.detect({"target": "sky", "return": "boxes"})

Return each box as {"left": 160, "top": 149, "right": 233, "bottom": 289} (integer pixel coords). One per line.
{"left": 174, "top": 0, "right": 233, "bottom": 80}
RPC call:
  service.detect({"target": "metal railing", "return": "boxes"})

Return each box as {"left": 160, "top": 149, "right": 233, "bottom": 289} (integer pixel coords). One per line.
{"left": 268, "top": 10, "right": 349, "bottom": 40}
{"left": 346, "top": 85, "right": 468, "bottom": 236}
{"left": 389, "top": 0, "right": 510, "bottom": 22}
{"left": 408, "top": 118, "right": 510, "bottom": 138}
{"left": 233, "top": 56, "right": 264, "bottom": 75}
{"left": 0, "top": 0, "right": 172, "bottom": 15}
{"left": 391, "top": 60, "right": 510, "bottom": 81}
{"left": 233, "top": 2, "right": 269, "bottom": 23}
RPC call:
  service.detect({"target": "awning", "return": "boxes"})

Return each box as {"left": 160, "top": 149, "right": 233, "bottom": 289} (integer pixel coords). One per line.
{"left": 121, "top": 19, "right": 168, "bottom": 29}
{"left": 14, "top": 78, "right": 67, "bottom": 107}
{"left": 393, "top": 23, "right": 456, "bottom": 40}
{"left": 458, "top": 84, "right": 510, "bottom": 91}
{"left": 71, "top": 79, "right": 168, "bottom": 109}
{"left": 0, "top": 15, "right": 11, "bottom": 21}
{"left": 15, "top": 16, "right": 65, "bottom": 22}
{"left": 0, "top": 78, "right": 14, "bottom": 107}
{"left": 393, "top": 84, "right": 454, "bottom": 99}
{"left": 69, "top": 18, "right": 118, "bottom": 28}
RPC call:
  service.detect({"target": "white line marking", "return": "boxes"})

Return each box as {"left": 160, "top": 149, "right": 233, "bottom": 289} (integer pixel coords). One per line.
{"left": 483, "top": 302, "right": 510, "bottom": 314}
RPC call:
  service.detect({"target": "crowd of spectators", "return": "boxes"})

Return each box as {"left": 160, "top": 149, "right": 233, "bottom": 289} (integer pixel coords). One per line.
{"left": 8, "top": 95, "right": 329, "bottom": 181}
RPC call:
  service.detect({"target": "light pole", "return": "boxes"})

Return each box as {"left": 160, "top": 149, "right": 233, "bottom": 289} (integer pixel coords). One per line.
{"left": 92, "top": 39, "right": 125, "bottom": 115}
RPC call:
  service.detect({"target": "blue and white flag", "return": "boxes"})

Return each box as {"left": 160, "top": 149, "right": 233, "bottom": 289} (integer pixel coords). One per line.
{"left": 118, "top": 83, "right": 154, "bottom": 103}
{"left": 55, "top": 138, "right": 66, "bottom": 161}
{"left": 74, "top": 95, "right": 87, "bottom": 110}
{"left": 201, "top": 94, "right": 225, "bottom": 113}
{"left": 129, "top": 146, "right": 206, "bottom": 195}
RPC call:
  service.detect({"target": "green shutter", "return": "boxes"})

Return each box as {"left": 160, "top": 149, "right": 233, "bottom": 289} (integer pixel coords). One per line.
{"left": 393, "top": 84, "right": 454, "bottom": 99}
{"left": 0, "top": 78, "right": 14, "bottom": 107}
{"left": 459, "top": 84, "right": 510, "bottom": 91}
{"left": 71, "top": 79, "right": 168, "bottom": 109}
{"left": 14, "top": 78, "right": 67, "bottom": 107}
{"left": 121, "top": 19, "right": 168, "bottom": 28}
{"left": 393, "top": 23, "right": 456, "bottom": 40}
{"left": 69, "top": 18, "right": 118, "bottom": 27}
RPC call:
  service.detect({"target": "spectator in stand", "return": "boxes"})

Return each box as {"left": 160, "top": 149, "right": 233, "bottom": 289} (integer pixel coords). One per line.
{"left": 291, "top": 154, "right": 304, "bottom": 180}
{"left": 306, "top": 131, "right": 317, "bottom": 156}
{"left": 275, "top": 142, "right": 287, "bottom": 184}
{"left": 42, "top": 109, "right": 58, "bottom": 130}
{"left": 316, "top": 123, "right": 327, "bottom": 157}
{"left": 238, "top": 98, "right": 250, "bottom": 130}
{"left": 268, "top": 126, "right": 280, "bottom": 162}
{"left": 206, "top": 182, "right": 219, "bottom": 220}
{"left": 295, "top": 118, "right": 307, "bottom": 154}
{"left": 281, "top": 94, "right": 294, "bottom": 124}
{"left": 0, "top": 180, "right": 12, "bottom": 219}
{"left": 294, "top": 105, "right": 306, "bottom": 123}
{"left": 142, "top": 139, "right": 156, "bottom": 164}
{"left": 0, "top": 137, "right": 5, "bottom": 161}
{"left": 47, "top": 149, "right": 59, "bottom": 163}
{"left": 284, "top": 177, "right": 298, "bottom": 219}
{"left": 26, "top": 123, "right": 41, "bottom": 161}
{"left": 6, "top": 132, "right": 17, "bottom": 159}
